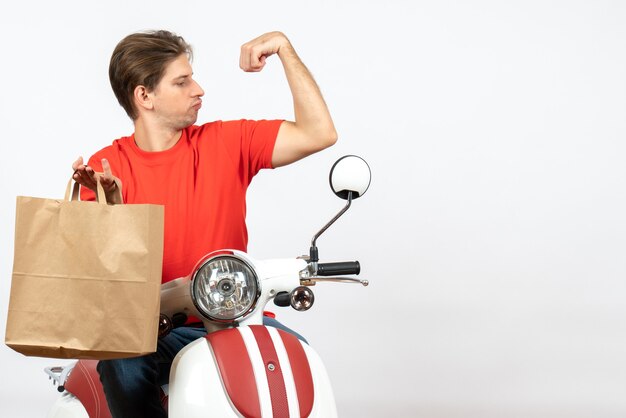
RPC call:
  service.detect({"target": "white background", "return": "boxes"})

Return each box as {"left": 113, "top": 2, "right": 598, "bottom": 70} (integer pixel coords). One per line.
{"left": 1, "top": 1, "right": 625, "bottom": 417}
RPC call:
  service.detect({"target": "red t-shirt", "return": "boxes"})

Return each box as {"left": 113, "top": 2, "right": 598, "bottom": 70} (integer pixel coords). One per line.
{"left": 81, "top": 119, "right": 282, "bottom": 284}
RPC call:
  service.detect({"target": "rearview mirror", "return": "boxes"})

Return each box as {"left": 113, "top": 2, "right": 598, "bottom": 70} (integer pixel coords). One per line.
{"left": 329, "top": 155, "right": 371, "bottom": 200}
{"left": 309, "top": 155, "right": 371, "bottom": 263}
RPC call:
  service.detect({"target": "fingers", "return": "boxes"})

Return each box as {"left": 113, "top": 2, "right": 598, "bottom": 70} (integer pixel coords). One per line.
{"left": 72, "top": 156, "right": 93, "bottom": 188}
{"left": 72, "top": 156, "right": 84, "bottom": 171}
{"left": 101, "top": 158, "right": 113, "bottom": 180}
{"left": 73, "top": 165, "right": 96, "bottom": 190}
{"left": 239, "top": 44, "right": 248, "bottom": 71}
{"left": 240, "top": 47, "right": 266, "bottom": 72}
{"left": 241, "top": 42, "right": 268, "bottom": 72}
{"left": 239, "top": 32, "right": 287, "bottom": 72}
{"left": 71, "top": 157, "right": 117, "bottom": 194}
{"left": 98, "top": 159, "right": 118, "bottom": 194}
{"left": 240, "top": 47, "right": 264, "bottom": 72}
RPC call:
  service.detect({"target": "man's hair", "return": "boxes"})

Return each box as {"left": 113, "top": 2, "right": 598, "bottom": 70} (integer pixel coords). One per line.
{"left": 109, "top": 30, "right": 193, "bottom": 120}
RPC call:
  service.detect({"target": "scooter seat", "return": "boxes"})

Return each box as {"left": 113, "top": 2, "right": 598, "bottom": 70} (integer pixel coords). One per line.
{"left": 64, "top": 360, "right": 169, "bottom": 418}
{"left": 64, "top": 360, "right": 112, "bottom": 418}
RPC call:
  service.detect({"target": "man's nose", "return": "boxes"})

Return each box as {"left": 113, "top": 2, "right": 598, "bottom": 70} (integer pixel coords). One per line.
{"left": 193, "top": 80, "right": 205, "bottom": 97}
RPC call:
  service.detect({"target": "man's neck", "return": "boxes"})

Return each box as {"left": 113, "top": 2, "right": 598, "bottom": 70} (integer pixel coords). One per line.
{"left": 133, "top": 118, "right": 183, "bottom": 152}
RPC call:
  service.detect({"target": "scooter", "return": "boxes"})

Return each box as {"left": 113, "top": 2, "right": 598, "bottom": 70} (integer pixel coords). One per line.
{"left": 45, "top": 155, "right": 371, "bottom": 418}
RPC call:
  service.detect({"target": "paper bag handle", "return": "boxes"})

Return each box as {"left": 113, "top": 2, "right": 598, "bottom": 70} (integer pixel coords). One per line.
{"left": 64, "top": 177, "right": 122, "bottom": 205}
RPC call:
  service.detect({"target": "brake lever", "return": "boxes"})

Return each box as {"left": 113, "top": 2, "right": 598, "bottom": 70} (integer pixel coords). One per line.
{"left": 300, "top": 276, "right": 369, "bottom": 287}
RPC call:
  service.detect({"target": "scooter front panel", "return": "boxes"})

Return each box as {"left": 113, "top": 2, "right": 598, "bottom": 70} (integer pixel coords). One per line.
{"left": 206, "top": 327, "right": 262, "bottom": 417}
{"left": 244, "top": 326, "right": 293, "bottom": 417}
{"left": 277, "top": 328, "right": 314, "bottom": 417}
{"left": 168, "top": 325, "right": 337, "bottom": 417}
{"left": 168, "top": 338, "right": 242, "bottom": 417}
{"left": 300, "top": 342, "right": 338, "bottom": 417}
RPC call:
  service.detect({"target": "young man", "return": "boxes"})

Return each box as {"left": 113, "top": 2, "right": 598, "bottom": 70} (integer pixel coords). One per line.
{"left": 71, "top": 30, "right": 336, "bottom": 418}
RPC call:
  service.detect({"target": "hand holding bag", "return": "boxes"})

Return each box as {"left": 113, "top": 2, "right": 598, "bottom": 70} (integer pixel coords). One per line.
{"left": 5, "top": 178, "right": 164, "bottom": 359}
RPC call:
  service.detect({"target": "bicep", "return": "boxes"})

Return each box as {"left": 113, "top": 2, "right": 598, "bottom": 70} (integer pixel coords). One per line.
{"left": 272, "top": 121, "right": 321, "bottom": 168}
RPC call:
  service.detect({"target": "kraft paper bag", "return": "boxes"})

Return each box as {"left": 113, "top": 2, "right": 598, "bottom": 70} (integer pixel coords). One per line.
{"left": 5, "top": 178, "right": 164, "bottom": 359}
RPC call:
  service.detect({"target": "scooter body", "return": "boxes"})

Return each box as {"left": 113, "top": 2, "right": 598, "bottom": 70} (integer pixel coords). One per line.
{"left": 168, "top": 325, "right": 336, "bottom": 417}
{"left": 45, "top": 155, "right": 371, "bottom": 418}
{"left": 47, "top": 254, "right": 339, "bottom": 418}
{"left": 163, "top": 253, "right": 338, "bottom": 417}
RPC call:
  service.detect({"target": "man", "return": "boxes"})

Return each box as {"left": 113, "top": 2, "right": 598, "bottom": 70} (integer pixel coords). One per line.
{"left": 71, "top": 30, "right": 336, "bottom": 418}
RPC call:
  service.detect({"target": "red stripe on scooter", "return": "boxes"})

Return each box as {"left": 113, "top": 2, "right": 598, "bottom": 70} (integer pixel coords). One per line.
{"left": 206, "top": 329, "right": 262, "bottom": 418}
{"left": 279, "top": 330, "right": 315, "bottom": 417}
{"left": 251, "top": 325, "right": 290, "bottom": 417}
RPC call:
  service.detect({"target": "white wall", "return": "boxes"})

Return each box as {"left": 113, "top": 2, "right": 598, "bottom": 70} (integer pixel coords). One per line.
{"left": 1, "top": 1, "right": 625, "bottom": 417}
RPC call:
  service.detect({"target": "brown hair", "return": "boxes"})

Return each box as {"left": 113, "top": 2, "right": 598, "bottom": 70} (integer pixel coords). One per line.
{"left": 109, "top": 30, "right": 193, "bottom": 119}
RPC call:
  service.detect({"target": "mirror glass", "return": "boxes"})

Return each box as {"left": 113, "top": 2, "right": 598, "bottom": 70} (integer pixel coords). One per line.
{"left": 329, "top": 155, "right": 371, "bottom": 200}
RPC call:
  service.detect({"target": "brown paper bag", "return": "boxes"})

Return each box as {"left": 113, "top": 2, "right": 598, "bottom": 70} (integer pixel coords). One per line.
{"left": 5, "top": 178, "right": 164, "bottom": 359}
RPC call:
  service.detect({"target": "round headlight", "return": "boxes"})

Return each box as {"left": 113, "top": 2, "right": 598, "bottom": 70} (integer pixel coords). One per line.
{"left": 191, "top": 254, "right": 259, "bottom": 322}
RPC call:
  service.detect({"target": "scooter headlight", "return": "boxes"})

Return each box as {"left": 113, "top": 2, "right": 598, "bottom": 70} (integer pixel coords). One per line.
{"left": 191, "top": 254, "right": 259, "bottom": 322}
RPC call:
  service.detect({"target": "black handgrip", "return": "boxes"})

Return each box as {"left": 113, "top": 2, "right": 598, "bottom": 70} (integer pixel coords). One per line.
{"left": 316, "top": 261, "right": 360, "bottom": 276}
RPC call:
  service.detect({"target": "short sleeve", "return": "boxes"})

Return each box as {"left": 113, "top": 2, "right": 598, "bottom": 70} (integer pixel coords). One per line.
{"left": 221, "top": 119, "right": 283, "bottom": 183}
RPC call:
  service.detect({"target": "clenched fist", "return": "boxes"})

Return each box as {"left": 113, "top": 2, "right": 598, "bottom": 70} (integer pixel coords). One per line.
{"left": 239, "top": 31, "right": 292, "bottom": 72}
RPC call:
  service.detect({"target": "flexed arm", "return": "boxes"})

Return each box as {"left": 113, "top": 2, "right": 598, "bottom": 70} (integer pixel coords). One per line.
{"left": 240, "top": 32, "right": 337, "bottom": 167}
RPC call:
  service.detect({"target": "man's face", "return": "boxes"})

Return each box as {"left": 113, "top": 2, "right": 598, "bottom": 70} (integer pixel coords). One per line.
{"left": 149, "top": 54, "right": 204, "bottom": 129}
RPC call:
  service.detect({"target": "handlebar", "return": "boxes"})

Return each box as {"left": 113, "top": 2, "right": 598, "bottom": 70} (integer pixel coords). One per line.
{"left": 316, "top": 261, "right": 360, "bottom": 276}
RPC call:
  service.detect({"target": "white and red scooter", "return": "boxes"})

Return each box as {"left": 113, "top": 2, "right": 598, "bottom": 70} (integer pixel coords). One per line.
{"left": 45, "top": 155, "right": 371, "bottom": 418}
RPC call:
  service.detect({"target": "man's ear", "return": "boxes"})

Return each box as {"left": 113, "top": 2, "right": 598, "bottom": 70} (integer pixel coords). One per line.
{"left": 133, "top": 85, "right": 154, "bottom": 112}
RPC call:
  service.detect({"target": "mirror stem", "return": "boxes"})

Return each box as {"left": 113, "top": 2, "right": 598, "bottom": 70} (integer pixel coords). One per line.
{"left": 310, "top": 191, "right": 353, "bottom": 263}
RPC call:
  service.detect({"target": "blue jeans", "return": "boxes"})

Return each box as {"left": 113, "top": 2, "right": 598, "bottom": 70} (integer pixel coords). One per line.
{"left": 97, "top": 317, "right": 306, "bottom": 418}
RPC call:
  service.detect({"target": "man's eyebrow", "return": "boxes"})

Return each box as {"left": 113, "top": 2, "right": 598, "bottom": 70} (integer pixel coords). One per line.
{"left": 172, "top": 72, "right": 194, "bottom": 81}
